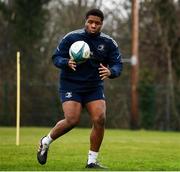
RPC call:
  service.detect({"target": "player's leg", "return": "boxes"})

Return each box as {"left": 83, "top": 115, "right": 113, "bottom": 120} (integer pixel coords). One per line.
{"left": 85, "top": 99, "right": 107, "bottom": 168}
{"left": 86, "top": 100, "right": 106, "bottom": 152}
{"left": 50, "top": 101, "right": 82, "bottom": 139}
{"left": 37, "top": 100, "right": 82, "bottom": 165}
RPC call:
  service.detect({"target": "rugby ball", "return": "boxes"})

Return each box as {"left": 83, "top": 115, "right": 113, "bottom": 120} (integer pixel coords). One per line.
{"left": 69, "top": 41, "right": 90, "bottom": 63}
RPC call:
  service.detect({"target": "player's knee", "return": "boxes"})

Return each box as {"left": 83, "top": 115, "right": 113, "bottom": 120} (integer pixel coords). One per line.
{"left": 66, "top": 116, "right": 80, "bottom": 127}
{"left": 93, "top": 113, "right": 106, "bottom": 127}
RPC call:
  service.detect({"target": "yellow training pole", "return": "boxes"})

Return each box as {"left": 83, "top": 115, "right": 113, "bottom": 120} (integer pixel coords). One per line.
{"left": 16, "top": 51, "right": 20, "bottom": 146}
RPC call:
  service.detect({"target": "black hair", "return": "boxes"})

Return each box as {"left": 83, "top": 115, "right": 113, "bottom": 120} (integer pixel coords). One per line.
{"left": 85, "top": 8, "right": 104, "bottom": 21}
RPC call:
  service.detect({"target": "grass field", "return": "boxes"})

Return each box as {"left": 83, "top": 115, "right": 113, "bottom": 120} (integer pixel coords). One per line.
{"left": 1, "top": 127, "right": 180, "bottom": 171}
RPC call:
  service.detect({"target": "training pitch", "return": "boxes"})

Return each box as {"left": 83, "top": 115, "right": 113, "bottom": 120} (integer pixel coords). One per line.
{"left": 0, "top": 127, "right": 180, "bottom": 170}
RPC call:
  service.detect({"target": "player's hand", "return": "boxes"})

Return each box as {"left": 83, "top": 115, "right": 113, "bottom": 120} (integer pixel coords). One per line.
{"left": 68, "top": 59, "right": 76, "bottom": 71}
{"left": 98, "top": 63, "right": 111, "bottom": 80}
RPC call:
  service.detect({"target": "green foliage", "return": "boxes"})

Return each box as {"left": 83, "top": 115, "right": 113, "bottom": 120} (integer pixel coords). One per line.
{"left": 0, "top": 0, "right": 180, "bottom": 129}
{"left": 139, "top": 0, "right": 180, "bottom": 130}
{"left": 175, "top": 85, "right": 180, "bottom": 118}
{"left": 0, "top": 0, "right": 50, "bottom": 126}
{"left": 13, "top": 0, "right": 47, "bottom": 52}
{"left": 172, "top": 38, "right": 180, "bottom": 77}
{"left": 154, "top": 0, "right": 178, "bottom": 46}
{"left": 139, "top": 69, "right": 156, "bottom": 129}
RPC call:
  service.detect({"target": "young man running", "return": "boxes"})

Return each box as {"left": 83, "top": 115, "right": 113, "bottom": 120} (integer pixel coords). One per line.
{"left": 37, "top": 8, "right": 123, "bottom": 169}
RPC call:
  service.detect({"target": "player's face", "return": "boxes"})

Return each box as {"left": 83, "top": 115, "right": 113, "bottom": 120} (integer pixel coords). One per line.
{"left": 85, "top": 15, "right": 103, "bottom": 34}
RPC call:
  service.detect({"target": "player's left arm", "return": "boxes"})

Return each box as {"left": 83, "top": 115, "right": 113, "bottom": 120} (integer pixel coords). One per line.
{"left": 107, "top": 40, "right": 123, "bottom": 79}
{"left": 99, "top": 40, "right": 123, "bottom": 80}
{"left": 98, "top": 63, "right": 111, "bottom": 80}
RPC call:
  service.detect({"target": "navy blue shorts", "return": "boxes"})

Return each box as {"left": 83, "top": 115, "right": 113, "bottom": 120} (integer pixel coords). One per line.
{"left": 60, "top": 88, "right": 105, "bottom": 104}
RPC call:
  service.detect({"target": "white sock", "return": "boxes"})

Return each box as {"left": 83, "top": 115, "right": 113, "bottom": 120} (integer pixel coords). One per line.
{"left": 88, "top": 150, "right": 98, "bottom": 164}
{"left": 42, "top": 133, "right": 53, "bottom": 146}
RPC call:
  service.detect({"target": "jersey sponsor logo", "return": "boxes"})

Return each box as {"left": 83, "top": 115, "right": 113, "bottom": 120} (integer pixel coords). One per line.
{"left": 65, "top": 92, "right": 72, "bottom": 98}
{"left": 97, "top": 44, "right": 105, "bottom": 51}
{"left": 117, "top": 55, "right": 120, "bottom": 59}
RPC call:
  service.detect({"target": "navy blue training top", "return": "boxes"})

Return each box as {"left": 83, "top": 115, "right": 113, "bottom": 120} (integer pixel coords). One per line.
{"left": 52, "top": 28, "right": 123, "bottom": 92}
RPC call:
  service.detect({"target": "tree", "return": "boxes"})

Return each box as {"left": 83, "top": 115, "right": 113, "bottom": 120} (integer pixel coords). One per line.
{"left": 0, "top": 0, "right": 50, "bottom": 125}
{"left": 139, "top": 0, "right": 180, "bottom": 130}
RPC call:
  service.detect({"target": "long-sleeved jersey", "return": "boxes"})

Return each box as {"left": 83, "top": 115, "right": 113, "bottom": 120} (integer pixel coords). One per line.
{"left": 52, "top": 28, "right": 123, "bottom": 92}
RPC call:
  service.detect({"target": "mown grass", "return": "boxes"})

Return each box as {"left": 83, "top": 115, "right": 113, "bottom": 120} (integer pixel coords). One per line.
{"left": 1, "top": 127, "right": 180, "bottom": 171}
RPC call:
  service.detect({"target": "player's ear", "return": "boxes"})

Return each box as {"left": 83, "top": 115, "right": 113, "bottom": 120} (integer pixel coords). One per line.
{"left": 84, "top": 16, "right": 88, "bottom": 23}
{"left": 85, "top": 19, "right": 88, "bottom": 27}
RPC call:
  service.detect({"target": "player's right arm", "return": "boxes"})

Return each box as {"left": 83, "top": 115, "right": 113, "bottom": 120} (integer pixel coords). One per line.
{"left": 68, "top": 59, "right": 76, "bottom": 71}
{"left": 52, "top": 36, "right": 76, "bottom": 70}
